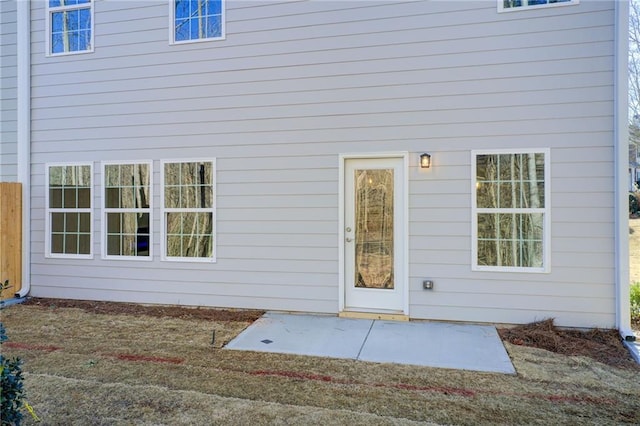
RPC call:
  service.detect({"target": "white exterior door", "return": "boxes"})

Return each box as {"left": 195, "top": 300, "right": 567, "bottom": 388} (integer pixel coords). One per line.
{"left": 343, "top": 156, "right": 406, "bottom": 314}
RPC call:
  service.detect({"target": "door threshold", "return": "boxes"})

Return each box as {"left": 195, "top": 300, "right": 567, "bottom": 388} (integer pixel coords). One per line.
{"left": 339, "top": 311, "right": 409, "bottom": 322}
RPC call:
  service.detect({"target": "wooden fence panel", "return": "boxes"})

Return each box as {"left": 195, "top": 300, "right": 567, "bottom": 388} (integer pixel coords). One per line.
{"left": 0, "top": 183, "right": 22, "bottom": 299}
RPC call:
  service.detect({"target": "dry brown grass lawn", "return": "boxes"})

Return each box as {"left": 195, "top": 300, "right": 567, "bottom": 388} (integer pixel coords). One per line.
{"left": 2, "top": 302, "right": 639, "bottom": 426}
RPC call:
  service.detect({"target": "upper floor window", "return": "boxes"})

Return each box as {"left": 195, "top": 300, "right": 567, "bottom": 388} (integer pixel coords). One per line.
{"left": 499, "top": 0, "right": 578, "bottom": 12}
{"left": 47, "top": 0, "right": 94, "bottom": 55}
{"left": 46, "top": 163, "right": 93, "bottom": 258}
{"left": 171, "top": 0, "right": 225, "bottom": 44}
{"left": 471, "top": 150, "right": 550, "bottom": 273}
{"left": 161, "top": 159, "right": 216, "bottom": 262}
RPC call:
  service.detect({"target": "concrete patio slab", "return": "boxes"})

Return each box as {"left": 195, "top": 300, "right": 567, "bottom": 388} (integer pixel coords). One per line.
{"left": 226, "top": 312, "right": 516, "bottom": 374}
{"left": 226, "top": 312, "right": 373, "bottom": 359}
{"left": 359, "top": 320, "right": 515, "bottom": 373}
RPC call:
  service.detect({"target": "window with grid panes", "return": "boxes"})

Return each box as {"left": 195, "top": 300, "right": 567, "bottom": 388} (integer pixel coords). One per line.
{"left": 103, "top": 162, "right": 152, "bottom": 259}
{"left": 172, "top": 0, "right": 225, "bottom": 43}
{"left": 472, "top": 150, "right": 550, "bottom": 272}
{"left": 47, "top": 0, "right": 93, "bottom": 55}
{"left": 46, "top": 164, "right": 93, "bottom": 257}
{"left": 499, "top": 0, "right": 578, "bottom": 12}
{"left": 161, "top": 160, "right": 215, "bottom": 261}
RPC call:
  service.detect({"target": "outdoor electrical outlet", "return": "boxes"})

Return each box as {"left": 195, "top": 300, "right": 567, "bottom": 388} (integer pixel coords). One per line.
{"left": 423, "top": 280, "right": 434, "bottom": 290}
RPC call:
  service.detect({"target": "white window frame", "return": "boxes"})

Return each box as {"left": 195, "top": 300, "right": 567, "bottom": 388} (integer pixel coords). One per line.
{"left": 101, "top": 161, "right": 153, "bottom": 261}
{"left": 45, "top": 162, "right": 93, "bottom": 259}
{"left": 169, "top": 0, "right": 226, "bottom": 45}
{"left": 161, "top": 158, "right": 216, "bottom": 262}
{"left": 498, "top": 0, "right": 578, "bottom": 13}
{"left": 471, "top": 149, "right": 551, "bottom": 273}
{"left": 45, "top": 0, "right": 95, "bottom": 57}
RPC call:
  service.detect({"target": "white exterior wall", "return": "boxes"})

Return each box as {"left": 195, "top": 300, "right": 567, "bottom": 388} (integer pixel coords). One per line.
{"left": 28, "top": 0, "right": 617, "bottom": 328}
{"left": 1, "top": 0, "right": 17, "bottom": 181}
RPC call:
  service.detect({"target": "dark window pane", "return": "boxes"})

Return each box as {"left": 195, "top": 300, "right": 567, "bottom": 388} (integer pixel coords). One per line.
{"left": 77, "top": 188, "right": 91, "bottom": 208}
{"left": 107, "top": 235, "right": 121, "bottom": 255}
{"left": 50, "top": 188, "right": 63, "bottom": 208}
{"left": 79, "top": 213, "right": 91, "bottom": 232}
{"left": 78, "top": 234, "right": 91, "bottom": 254}
{"left": 51, "top": 234, "right": 64, "bottom": 253}
{"left": 198, "top": 162, "right": 210, "bottom": 184}
{"left": 107, "top": 213, "right": 121, "bottom": 234}
{"left": 137, "top": 234, "right": 150, "bottom": 256}
{"left": 64, "top": 234, "right": 78, "bottom": 254}
{"left": 105, "top": 188, "right": 120, "bottom": 208}
{"left": 51, "top": 213, "right": 65, "bottom": 233}
{"left": 63, "top": 188, "right": 76, "bottom": 208}
{"left": 66, "top": 213, "right": 79, "bottom": 232}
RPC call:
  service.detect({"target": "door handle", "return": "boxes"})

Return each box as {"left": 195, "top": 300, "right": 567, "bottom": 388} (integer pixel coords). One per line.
{"left": 345, "top": 237, "right": 353, "bottom": 242}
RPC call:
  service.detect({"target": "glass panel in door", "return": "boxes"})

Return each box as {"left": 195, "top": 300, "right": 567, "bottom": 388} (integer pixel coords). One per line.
{"left": 354, "top": 168, "right": 394, "bottom": 289}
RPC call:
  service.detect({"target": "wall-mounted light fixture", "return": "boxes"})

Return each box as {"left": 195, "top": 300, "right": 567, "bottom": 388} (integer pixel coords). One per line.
{"left": 420, "top": 153, "right": 431, "bottom": 169}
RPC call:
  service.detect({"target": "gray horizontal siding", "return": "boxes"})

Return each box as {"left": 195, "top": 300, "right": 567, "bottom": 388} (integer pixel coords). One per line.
{"left": 28, "top": 0, "right": 618, "bottom": 328}
{"left": 0, "top": 0, "right": 17, "bottom": 181}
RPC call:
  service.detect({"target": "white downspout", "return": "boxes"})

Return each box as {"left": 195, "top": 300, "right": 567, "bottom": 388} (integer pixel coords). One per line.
{"left": 615, "top": 0, "right": 634, "bottom": 341}
{"left": 16, "top": 0, "right": 30, "bottom": 298}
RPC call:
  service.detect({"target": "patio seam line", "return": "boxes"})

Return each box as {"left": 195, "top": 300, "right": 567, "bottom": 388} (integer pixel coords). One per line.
{"left": 355, "top": 320, "right": 376, "bottom": 361}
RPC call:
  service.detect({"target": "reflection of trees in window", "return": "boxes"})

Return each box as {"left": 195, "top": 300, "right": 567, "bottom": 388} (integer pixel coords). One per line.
{"left": 104, "top": 163, "right": 151, "bottom": 258}
{"left": 503, "top": 0, "right": 572, "bottom": 9}
{"left": 49, "top": 0, "right": 92, "bottom": 54}
{"left": 476, "top": 153, "right": 545, "bottom": 268}
{"left": 48, "top": 164, "right": 92, "bottom": 256}
{"left": 174, "top": 0, "right": 223, "bottom": 42}
{"left": 163, "top": 161, "right": 214, "bottom": 260}
{"left": 354, "top": 169, "right": 394, "bottom": 289}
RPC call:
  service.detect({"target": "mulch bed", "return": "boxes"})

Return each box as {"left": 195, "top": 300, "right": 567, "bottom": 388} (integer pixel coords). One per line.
{"left": 22, "top": 297, "right": 264, "bottom": 323}
{"left": 499, "top": 318, "right": 639, "bottom": 370}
